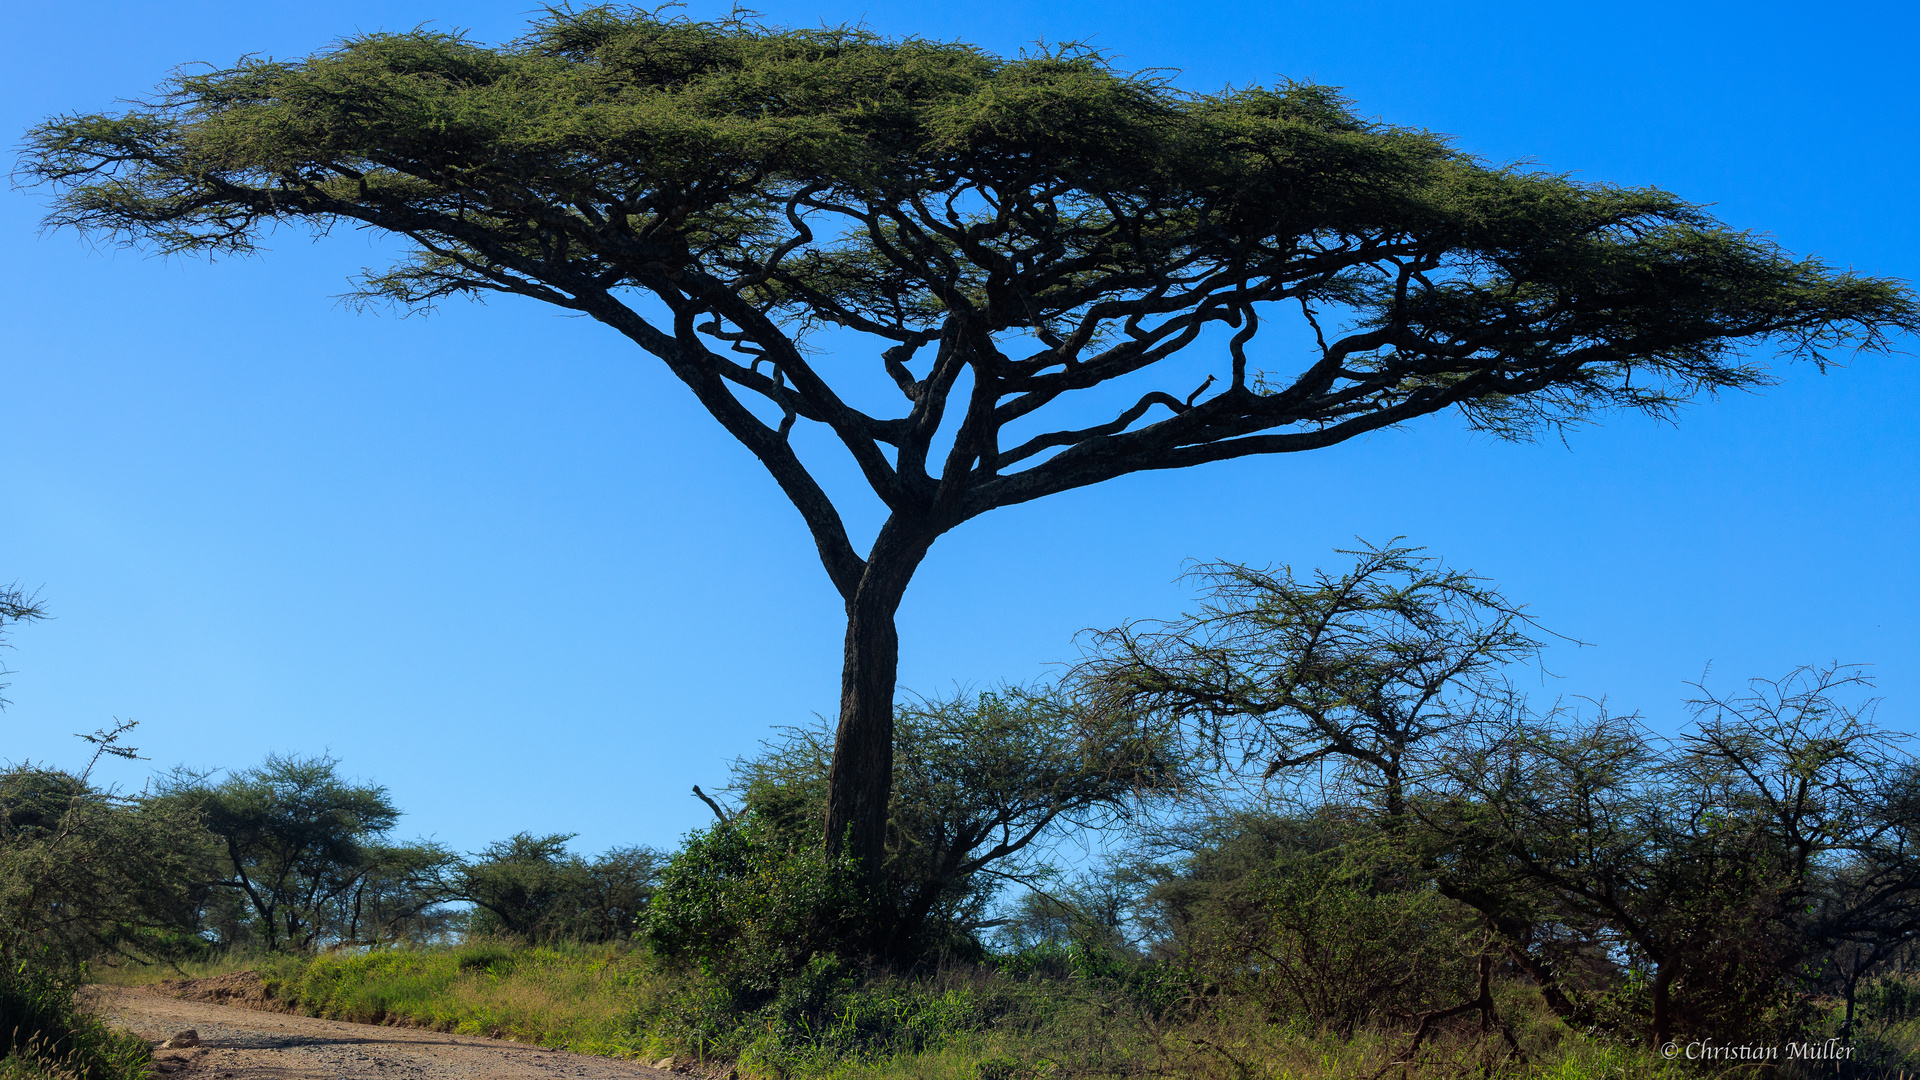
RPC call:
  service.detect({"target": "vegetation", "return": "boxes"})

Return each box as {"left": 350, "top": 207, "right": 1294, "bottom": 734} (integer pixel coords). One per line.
{"left": 153, "top": 754, "right": 456, "bottom": 951}
{"left": 11, "top": 15, "right": 1920, "bottom": 1074}
{"left": 459, "top": 833, "right": 663, "bottom": 944}
{"left": 9, "top": 543, "right": 1920, "bottom": 1078}
{"left": 0, "top": 963, "right": 152, "bottom": 1080}
{"left": 729, "top": 689, "right": 1195, "bottom": 959}
{"left": 22, "top": 8, "right": 1920, "bottom": 892}
{"left": 0, "top": 718, "right": 192, "bottom": 1078}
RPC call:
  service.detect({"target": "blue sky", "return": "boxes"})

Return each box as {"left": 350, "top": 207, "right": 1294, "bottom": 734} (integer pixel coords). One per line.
{"left": 3, "top": 0, "right": 1915, "bottom": 856}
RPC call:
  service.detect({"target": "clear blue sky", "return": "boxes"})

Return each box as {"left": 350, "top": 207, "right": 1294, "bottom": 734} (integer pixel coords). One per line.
{"left": 4, "top": 0, "right": 1915, "bottom": 856}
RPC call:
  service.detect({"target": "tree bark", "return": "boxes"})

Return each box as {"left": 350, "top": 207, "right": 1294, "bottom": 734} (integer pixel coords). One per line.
{"left": 822, "top": 519, "right": 937, "bottom": 890}
{"left": 1651, "top": 961, "right": 1677, "bottom": 1050}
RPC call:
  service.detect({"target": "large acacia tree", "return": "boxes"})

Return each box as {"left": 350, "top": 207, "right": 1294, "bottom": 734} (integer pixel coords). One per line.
{"left": 22, "top": 9, "right": 1917, "bottom": 883}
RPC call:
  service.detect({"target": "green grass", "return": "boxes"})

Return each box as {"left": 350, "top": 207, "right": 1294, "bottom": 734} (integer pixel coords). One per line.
{"left": 98, "top": 944, "right": 1767, "bottom": 1080}
{"left": 273, "top": 943, "right": 676, "bottom": 1059}
{"left": 0, "top": 966, "right": 151, "bottom": 1080}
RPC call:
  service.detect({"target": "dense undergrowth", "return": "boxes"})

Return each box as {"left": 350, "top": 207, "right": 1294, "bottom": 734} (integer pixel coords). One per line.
{"left": 0, "top": 962, "right": 150, "bottom": 1080}
{"left": 103, "top": 940, "right": 1897, "bottom": 1080}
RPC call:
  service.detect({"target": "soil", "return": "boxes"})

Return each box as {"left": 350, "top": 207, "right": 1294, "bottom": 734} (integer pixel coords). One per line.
{"left": 84, "top": 979, "right": 719, "bottom": 1080}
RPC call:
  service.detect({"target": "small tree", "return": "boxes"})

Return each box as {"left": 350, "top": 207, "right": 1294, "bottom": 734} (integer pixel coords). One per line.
{"left": 23, "top": 9, "right": 1918, "bottom": 882}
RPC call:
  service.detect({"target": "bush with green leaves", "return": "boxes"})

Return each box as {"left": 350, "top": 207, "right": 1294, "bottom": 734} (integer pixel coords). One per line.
{"left": 1431, "top": 666, "right": 1920, "bottom": 1048}
{"left": 643, "top": 814, "right": 867, "bottom": 1000}
{"left": 0, "top": 761, "right": 215, "bottom": 973}
{"left": 733, "top": 969, "right": 1019, "bottom": 1076}
{"left": 0, "top": 961, "right": 150, "bottom": 1080}
{"left": 1143, "top": 811, "right": 1477, "bottom": 1033}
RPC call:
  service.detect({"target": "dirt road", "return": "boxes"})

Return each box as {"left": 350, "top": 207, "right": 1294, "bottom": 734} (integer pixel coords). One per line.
{"left": 88, "top": 986, "right": 695, "bottom": 1080}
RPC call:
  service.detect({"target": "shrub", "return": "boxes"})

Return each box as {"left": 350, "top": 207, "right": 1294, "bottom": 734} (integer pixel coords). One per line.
{"left": 734, "top": 687, "right": 1195, "bottom": 962}
{"left": 1148, "top": 814, "right": 1477, "bottom": 1032}
{"left": 643, "top": 814, "right": 868, "bottom": 1000}
{"left": 0, "top": 765, "right": 215, "bottom": 971}
{"left": 0, "top": 961, "right": 149, "bottom": 1080}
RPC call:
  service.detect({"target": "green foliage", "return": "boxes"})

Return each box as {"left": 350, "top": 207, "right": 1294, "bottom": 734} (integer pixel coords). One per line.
{"left": 1196, "top": 855, "right": 1473, "bottom": 1032}
{"left": 1091, "top": 547, "right": 1920, "bottom": 1047}
{"left": 1143, "top": 812, "right": 1475, "bottom": 1033}
{"left": 644, "top": 814, "right": 868, "bottom": 999}
{"left": 0, "top": 669, "right": 185, "bottom": 1080}
{"left": 459, "top": 833, "right": 662, "bottom": 944}
{"left": 22, "top": 8, "right": 1912, "bottom": 443}
{"left": 154, "top": 753, "right": 456, "bottom": 951}
{"left": 0, "top": 962, "right": 150, "bottom": 1080}
{"left": 1082, "top": 541, "right": 1539, "bottom": 824}
{"left": 735, "top": 687, "right": 1192, "bottom": 958}
{"left": 1433, "top": 664, "right": 1920, "bottom": 1045}
{"left": 151, "top": 937, "right": 1741, "bottom": 1080}
{"left": 0, "top": 763, "right": 215, "bottom": 973}
{"left": 1860, "top": 974, "right": 1920, "bottom": 1024}
{"left": 731, "top": 972, "right": 1016, "bottom": 1076}
{"left": 291, "top": 950, "right": 448, "bottom": 1024}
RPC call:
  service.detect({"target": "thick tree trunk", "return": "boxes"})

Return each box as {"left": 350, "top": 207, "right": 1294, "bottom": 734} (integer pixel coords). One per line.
{"left": 1650, "top": 961, "right": 1677, "bottom": 1050}
{"left": 822, "top": 520, "right": 935, "bottom": 889}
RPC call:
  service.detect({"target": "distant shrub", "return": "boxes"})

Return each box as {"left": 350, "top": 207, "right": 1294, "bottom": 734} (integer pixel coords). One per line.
{"left": 460, "top": 834, "right": 662, "bottom": 945}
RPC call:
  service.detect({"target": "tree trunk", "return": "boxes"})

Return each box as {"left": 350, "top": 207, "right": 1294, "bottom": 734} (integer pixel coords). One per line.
{"left": 822, "top": 520, "right": 935, "bottom": 890}
{"left": 1651, "top": 961, "right": 1678, "bottom": 1050}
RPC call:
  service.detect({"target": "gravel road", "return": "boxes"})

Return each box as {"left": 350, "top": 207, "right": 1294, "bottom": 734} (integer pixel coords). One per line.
{"left": 88, "top": 986, "right": 698, "bottom": 1080}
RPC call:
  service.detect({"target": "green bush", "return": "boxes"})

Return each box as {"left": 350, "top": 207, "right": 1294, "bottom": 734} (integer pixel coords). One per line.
{"left": 643, "top": 815, "right": 868, "bottom": 1000}
{"left": 1149, "top": 817, "right": 1477, "bottom": 1033}
{"left": 0, "top": 961, "right": 149, "bottom": 1080}
{"left": 737, "top": 975, "right": 1010, "bottom": 1074}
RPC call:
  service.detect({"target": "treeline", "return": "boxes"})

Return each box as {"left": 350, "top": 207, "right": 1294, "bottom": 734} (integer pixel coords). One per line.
{"left": 8, "top": 546, "right": 1920, "bottom": 1075}
{"left": 2, "top": 686, "right": 1179, "bottom": 964}
{"left": 3, "top": 747, "right": 667, "bottom": 963}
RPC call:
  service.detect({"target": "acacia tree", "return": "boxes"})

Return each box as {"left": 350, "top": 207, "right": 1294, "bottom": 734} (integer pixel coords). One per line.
{"left": 1435, "top": 667, "right": 1920, "bottom": 1047}
{"left": 157, "top": 754, "right": 405, "bottom": 952}
{"left": 1080, "top": 543, "right": 1538, "bottom": 825}
{"left": 22, "top": 10, "right": 1918, "bottom": 883}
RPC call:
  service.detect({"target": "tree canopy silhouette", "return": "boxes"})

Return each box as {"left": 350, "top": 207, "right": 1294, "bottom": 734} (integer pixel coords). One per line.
{"left": 22, "top": 7, "right": 1917, "bottom": 891}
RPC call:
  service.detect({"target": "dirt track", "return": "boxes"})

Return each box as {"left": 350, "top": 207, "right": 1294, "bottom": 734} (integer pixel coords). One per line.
{"left": 87, "top": 985, "right": 698, "bottom": 1080}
